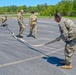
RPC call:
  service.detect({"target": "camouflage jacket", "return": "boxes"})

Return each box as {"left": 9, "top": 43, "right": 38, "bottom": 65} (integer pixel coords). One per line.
{"left": 58, "top": 17, "right": 76, "bottom": 42}
{"left": 29, "top": 14, "right": 37, "bottom": 25}
{"left": 0, "top": 17, "right": 6, "bottom": 23}
{"left": 18, "top": 13, "right": 24, "bottom": 24}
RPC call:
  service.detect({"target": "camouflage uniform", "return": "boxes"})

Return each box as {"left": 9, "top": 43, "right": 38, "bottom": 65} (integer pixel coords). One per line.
{"left": 18, "top": 13, "right": 25, "bottom": 37}
{"left": 50, "top": 14, "right": 51, "bottom": 19}
{"left": 58, "top": 17, "right": 76, "bottom": 65}
{"left": 0, "top": 16, "right": 7, "bottom": 25}
{"left": 29, "top": 13, "right": 37, "bottom": 38}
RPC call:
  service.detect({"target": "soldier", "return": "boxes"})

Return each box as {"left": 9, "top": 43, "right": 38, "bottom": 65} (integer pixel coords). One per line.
{"left": 55, "top": 13, "right": 76, "bottom": 69}
{"left": 50, "top": 13, "right": 51, "bottom": 19}
{"left": 0, "top": 15, "right": 7, "bottom": 27}
{"left": 28, "top": 11, "right": 37, "bottom": 39}
{"left": 17, "top": 10, "right": 25, "bottom": 38}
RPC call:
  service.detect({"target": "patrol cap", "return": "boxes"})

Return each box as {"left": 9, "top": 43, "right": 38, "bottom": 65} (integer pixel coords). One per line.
{"left": 31, "top": 11, "right": 35, "bottom": 14}
{"left": 55, "top": 13, "right": 62, "bottom": 19}
{"left": 20, "top": 10, "right": 24, "bottom": 13}
{"left": 21, "top": 10, "right": 24, "bottom": 12}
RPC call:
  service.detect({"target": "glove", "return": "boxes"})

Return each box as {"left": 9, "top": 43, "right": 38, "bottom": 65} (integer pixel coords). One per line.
{"left": 2, "top": 24, "right": 8, "bottom": 27}
{"left": 66, "top": 40, "right": 71, "bottom": 44}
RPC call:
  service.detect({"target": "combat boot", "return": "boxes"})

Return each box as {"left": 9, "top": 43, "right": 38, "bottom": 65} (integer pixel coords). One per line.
{"left": 27, "top": 34, "right": 32, "bottom": 37}
{"left": 60, "top": 64, "right": 72, "bottom": 69}
{"left": 19, "top": 36, "right": 23, "bottom": 38}
{"left": 18, "top": 34, "right": 23, "bottom": 38}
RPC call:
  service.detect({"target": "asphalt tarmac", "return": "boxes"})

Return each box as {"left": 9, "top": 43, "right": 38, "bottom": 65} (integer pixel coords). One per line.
{"left": 0, "top": 17, "right": 76, "bottom": 75}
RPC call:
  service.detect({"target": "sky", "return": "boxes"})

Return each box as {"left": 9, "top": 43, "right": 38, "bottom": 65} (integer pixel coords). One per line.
{"left": 0, "top": 0, "right": 62, "bottom": 7}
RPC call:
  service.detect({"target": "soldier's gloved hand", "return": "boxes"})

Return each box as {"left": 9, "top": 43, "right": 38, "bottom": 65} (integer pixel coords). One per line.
{"left": 66, "top": 40, "right": 71, "bottom": 44}
{"left": 2, "top": 24, "right": 8, "bottom": 27}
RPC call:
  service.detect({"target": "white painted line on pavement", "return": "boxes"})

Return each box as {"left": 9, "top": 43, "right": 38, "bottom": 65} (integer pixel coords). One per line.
{"left": 58, "top": 67, "right": 69, "bottom": 75}
{"left": 0, "top": 47, "right": 64, "bottom": 68}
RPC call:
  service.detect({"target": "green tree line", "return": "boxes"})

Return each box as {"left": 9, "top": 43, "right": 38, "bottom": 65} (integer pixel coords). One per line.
{"left": 0, "top": 0, "right": 76, "bottom": 16}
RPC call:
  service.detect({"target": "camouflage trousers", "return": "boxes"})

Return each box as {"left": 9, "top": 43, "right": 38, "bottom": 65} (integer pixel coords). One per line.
{"left": 65, "top": 39, "right": 76, "bottom": 65}
{"left": 29, "top": 24, "right": 37, "bottom": 37}
{"left": 18, "top": 21, "right": 25, "bottom": 36}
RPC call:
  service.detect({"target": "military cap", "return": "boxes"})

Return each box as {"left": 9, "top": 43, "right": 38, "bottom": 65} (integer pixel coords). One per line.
{"left": 55, "top": 13, "right": 62, "bottom": 19}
